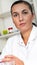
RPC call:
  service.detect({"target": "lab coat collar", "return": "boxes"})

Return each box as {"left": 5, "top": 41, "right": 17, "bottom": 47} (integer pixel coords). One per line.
{"left": 19, "top": 25, "right": 37, "bottom": 45}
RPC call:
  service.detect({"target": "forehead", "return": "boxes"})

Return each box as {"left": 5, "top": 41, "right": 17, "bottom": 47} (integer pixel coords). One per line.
{"left": 12, "top": 3, "right": 30, "bottom": 12}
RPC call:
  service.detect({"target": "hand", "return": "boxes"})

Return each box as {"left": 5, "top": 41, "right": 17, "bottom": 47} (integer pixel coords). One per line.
{"left": 2, "top": 55, "right": 24, "bottom": 65}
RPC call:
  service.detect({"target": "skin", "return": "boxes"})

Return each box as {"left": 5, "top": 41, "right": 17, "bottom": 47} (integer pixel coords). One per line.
{"left": 2, "top": 3, "right": 34, "bottom": 65}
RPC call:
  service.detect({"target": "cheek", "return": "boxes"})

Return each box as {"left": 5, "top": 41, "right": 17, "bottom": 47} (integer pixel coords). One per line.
{"left": 13, "top": 18, "right": 19, "bottom": 28}
{"left": 24, "top": 15, "right": 33, "bottom": 23}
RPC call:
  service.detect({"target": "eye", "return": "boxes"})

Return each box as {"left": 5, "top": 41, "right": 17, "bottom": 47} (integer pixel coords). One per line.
{"left": 13, "top": 14, "right": 18, "bottom": 17}
{"left": 22, "top": 11, "right": 28, "bottom": 14}
{"left": 12, "top": 13, "right": 19, "bottom": 17}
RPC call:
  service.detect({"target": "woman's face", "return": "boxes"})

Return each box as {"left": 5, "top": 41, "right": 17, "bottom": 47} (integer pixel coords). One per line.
{"left": 11, "top": 3, "right": 34, "bottom": 32}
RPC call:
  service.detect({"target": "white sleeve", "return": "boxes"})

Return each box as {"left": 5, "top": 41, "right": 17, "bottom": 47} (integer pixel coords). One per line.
{"left": 24, "top": 60, "right": 37, "bottom": 65}
{"left": 0, "top": 37, "right": 13, "bottom": 59}
{"left": 0, "top": 35, "right": 18, "bottom": 60}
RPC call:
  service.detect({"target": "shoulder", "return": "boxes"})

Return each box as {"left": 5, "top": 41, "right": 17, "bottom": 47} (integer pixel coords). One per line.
{"left": 33, "top": 25, "right": 37, "bottom": 32}
{"left": 8, "top": 33, "right": 20, "bottom": 41}
{"left": 6, "top": 33, "right": 20, "bottom": 45}
{"left": 33, "top": 25, "right": 37, "bottom": 39}
{"left": 1, "top": 33, "right": 20, "bottom": 58}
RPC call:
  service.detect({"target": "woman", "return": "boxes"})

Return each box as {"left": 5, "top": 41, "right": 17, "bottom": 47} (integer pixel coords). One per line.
{"left": 0, "top": 0, "right": 37, "bottom": 65}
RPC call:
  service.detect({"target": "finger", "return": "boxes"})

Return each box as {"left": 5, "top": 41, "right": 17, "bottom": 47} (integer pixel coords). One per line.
{"left": 5, "top": 55, "right": 13, "bottom": 58}
{"left": 1, "top": 55, "right": 15, "bottom": 62}
{"left": 2, "top": 57, "right": 13, "bottom": 62}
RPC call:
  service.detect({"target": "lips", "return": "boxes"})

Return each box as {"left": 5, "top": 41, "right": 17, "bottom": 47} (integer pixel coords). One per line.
{"left": 19, "top": 22, "right": 26, "bottom": 26}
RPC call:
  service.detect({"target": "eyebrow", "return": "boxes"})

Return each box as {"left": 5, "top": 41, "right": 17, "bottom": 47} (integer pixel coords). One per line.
{"left": 22, "top": 9, "right": 29, "bottom": 12}
{"left": 12, "top": 12, "right": 18, "bottom": 15}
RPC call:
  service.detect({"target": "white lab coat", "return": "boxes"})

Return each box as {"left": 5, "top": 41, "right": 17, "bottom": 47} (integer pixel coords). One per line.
{"left": 0, "top": 25, "right": 37, "bottom": 65}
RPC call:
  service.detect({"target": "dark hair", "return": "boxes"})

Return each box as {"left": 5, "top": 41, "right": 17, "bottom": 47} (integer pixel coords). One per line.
{"left": 11, "top": 0, "right": 33, "bottom": 15}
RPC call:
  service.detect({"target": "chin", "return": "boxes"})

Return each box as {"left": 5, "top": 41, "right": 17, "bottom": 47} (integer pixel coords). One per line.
{"left": 20, "top": 27, "right": 28, "bottom": 32}
{"left": 20, "top": 29, "right": 26, "bottom": 32}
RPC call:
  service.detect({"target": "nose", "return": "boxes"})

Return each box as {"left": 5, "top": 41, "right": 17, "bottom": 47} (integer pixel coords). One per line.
{"left": 19, "top": 14, "right": 23, "bottom": 22}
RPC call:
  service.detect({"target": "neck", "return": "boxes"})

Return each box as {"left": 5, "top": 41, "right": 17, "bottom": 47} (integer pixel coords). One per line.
{"left": 21, "top": 26, "right": 33, "bottom": 45}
